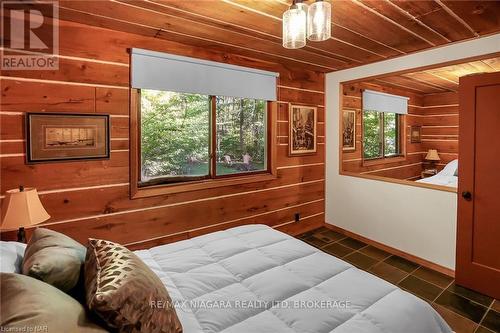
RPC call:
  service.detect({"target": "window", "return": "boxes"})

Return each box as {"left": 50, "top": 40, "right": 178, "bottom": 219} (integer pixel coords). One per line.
{"left": 130, "top": 49, "right": 278, "bottom": 195}
{"left": 363, "top": 111, "right": 401, "bottom": 159}
{"left": 215, "top": 96, "right": 267, "bottom": 176}
{"left": 140, "top": 90, "right": 210, "bottom": 183}
{"left": 139, "top": 89, "right": 268, "bottom": 186}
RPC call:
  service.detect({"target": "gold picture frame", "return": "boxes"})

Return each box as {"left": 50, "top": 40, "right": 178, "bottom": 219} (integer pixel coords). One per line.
{"left": 342, "top": 110, "right": 356, "bottom": 151}
{"left": 289, "top": 104, "right": 317, "bottom": 156}
{"left": 410, "top": 125, "right": 422, "bottom": 143}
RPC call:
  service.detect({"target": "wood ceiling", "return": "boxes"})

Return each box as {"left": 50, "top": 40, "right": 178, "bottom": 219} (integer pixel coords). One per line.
{"left": 52, "top": 0, "right": 500, "bottom": 73}
{"left": 368, "top": 56, "right": 500, "bottom": 94}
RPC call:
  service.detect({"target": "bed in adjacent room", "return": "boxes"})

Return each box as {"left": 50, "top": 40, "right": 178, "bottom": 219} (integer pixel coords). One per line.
{"left": 417, "top": 159, "right": 458, "bottom": 188}
{"left": 135, "top": 224, "right": 452, "bottom": 333}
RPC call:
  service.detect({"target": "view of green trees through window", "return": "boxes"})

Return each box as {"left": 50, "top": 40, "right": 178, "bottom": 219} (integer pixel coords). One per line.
{"left": 216, "top": 96, "right": 266, "bottom": 175}
{"left": 363, "top": 111, "right": 400, "bottom": 159}
{"left": 140, "top": 90, "right": 267, "bottom": 183}
{"left": 141, "top": 90, "right": 210, "bottom": 181}
{"left": 383, "top": 113, "right": 397, "bottom": 156}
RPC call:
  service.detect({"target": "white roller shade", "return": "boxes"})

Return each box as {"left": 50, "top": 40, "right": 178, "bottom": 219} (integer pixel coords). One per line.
{"left": 362, "top": 89, "right": 409, "bottom": 114}
{"left": 131, "top": 48, "right": 279, "bottom": 101}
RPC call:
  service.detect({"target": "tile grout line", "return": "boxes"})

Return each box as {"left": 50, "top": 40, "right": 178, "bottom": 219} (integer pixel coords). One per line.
{"left": 433, "top": 283, "right": 495, "bottom": 331}
{"left": 405, "top": 269, "right": 453, "bottom": 291}
{"left": 396, "top": 265, "right": 421, "bottom": 285}
{"left": 474, "top": 298, "right": 495, "bottom": 333}
{"left": 311, "top": 230, "right": 423, "bottom": 276}
{"left": 432, "top": 279, "right": 454, "bottom": 304}
{"left": 313, "top": 231, "right": 400, "bottom": 271}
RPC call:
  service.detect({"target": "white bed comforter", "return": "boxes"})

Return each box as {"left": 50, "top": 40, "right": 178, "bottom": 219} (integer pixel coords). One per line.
{"left": 135, "top": 225, "right": 451, "bottom": 333}
{"left": 417, "top": 174, "right": 458, "bottom": 188}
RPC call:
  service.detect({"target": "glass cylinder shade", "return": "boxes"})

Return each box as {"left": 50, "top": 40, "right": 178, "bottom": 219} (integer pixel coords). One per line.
{"left": 307, "top": 0, "right": 331, "bottom": 41}
{"left": 295, "top": 1, "right": 309, "bottom": 13}
{"left": 282, "top": 5, "right": 307, "bottom": 49}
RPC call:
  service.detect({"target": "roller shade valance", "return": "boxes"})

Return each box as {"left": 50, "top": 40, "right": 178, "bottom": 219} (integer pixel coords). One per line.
{"left": 362, "top": 89, "right": 409, "bottom": 115}
{"left": 131, "top": 48, "right": 279, "bottom": 101}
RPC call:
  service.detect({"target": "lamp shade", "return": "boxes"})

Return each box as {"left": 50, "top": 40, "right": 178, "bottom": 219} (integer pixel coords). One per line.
{"left": 282, "top": 3, "right": 307, "bottom": 49}
{"left": 1, "top": 187, "right": 50, "bottom": 230}
{"left": 425, "top": 149, "right": 441, "bottom": 161}
{"left": 307, "top": 0, "right": 331, "bottom": 41}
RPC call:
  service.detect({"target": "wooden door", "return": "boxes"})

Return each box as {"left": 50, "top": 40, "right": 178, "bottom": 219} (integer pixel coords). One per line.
{"left": 456, "top": 72, "right": 500, "bottom": 298}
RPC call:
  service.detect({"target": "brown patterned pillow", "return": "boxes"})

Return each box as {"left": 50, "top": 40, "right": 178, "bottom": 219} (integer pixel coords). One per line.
{"left": 85, "top": 239, "right": 182, "bottom": 333}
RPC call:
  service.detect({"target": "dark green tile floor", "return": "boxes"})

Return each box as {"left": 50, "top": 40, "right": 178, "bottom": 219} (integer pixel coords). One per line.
{"left": 297, "top": 227, "right": 499, "bottom": 333}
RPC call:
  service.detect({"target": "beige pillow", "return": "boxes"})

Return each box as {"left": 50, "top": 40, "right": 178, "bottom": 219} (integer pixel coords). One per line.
{"left": 85, "top": 239, "right": 183, "bottom": 333}
{"left": 0, "top": 273, "right": 108, "bottom": 332}
{"left": 22, "top": 228, "right": 86, "bottom": 294}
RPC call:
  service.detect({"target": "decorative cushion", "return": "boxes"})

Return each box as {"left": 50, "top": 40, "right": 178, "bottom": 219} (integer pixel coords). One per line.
{"left": 0, "top": 273, "right": 108, "bottom": 332}
{"left": 85, "top": 239, "right": 183, "bottom": 333}
{"left": 0, "top": 241, "right": 26, "bottom": 273}
{"left": 22, "top": 228, "right": 86, "bottom": 294}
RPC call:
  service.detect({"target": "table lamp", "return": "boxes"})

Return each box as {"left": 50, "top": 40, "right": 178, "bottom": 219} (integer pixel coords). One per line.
{"left": 425, "top": 149, "right": 440, "bottom": 170}
{"left": 1, "top": 186, "right": 50, "bottom": 243}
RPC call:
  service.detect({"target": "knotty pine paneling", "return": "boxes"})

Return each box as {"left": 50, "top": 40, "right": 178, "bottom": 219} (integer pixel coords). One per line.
{"left": 421, "top": 91, "right": 459, "bottom": 170}
{"left": 0, "top": 19, "right": 325, "bottom": 245}
{"left": 44, "top": 181, "right": 325, "bottom": 245}
{"left": 1, "top": 164, "right": 325, "bottom": 223}
{"left": 6, "top": 0, "right": 498, "bottom": 74}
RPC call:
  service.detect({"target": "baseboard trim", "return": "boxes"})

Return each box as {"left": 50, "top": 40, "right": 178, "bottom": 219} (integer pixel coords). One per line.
{"left": 324, "top": 223, "right": 455, "bottom": 278}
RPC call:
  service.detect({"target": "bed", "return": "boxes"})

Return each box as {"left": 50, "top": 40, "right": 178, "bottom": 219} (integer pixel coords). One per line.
{"left": 417, "top": 159, "right": 458, "bottom": 188}
{"left": 135, "top": 224, "right": 452, "bottom": 333}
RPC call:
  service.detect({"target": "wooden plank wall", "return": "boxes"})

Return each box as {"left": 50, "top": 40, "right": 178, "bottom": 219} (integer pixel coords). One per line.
{"left": 0, "top": 19, "right": 325, "bottom": 247}
{"left": 421, "top": 92, "right": 459, "bottom": 171}
{"left": 341, "top": 82, "right": 425, "bottom": 180}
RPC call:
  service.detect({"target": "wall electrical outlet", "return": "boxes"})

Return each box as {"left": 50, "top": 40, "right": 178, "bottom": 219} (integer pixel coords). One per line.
{"left": 294, "top": 213, "right": 300, "bottom": 222}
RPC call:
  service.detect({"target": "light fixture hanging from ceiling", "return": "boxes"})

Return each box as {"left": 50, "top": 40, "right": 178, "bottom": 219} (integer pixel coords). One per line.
{"left": 282, "top": 0, "right": 332, "bottom": 49}
{"left": 308, "top": 0, "right": 331, "bottom": 41}
{"left": 282, "top": 0, "right": 307, "bottom": 49}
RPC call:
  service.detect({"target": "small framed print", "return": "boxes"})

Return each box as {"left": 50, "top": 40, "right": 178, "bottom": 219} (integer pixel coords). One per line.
{"left": 410, "top": 125, "right": 422, "bottom": 143}
{"left": 289, "top": 104, "right": 317, "bottom": 156}
{"left": 26, "top": 113, "right": 110, "bottom": 163}
{"left": 342, "top": 110, "right": 356, "bottom": 151}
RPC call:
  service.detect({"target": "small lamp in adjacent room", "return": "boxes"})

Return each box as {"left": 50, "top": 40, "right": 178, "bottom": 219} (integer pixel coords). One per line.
{"left": 1, "top": 186, "right": 50, "bottom": 243}
{"left": 425, "top": 149, "right": 441, "bottom": 170}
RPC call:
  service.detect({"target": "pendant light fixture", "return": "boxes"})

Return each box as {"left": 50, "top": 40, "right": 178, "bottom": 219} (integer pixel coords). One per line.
{"left": 282, "top": 0, "right": 308, "bottom": 49}
{"left": 282, "top": 0, "right": 332, "bottom": 49}
{"left": 308, "top": 0, "right": 331, "bottom": 41}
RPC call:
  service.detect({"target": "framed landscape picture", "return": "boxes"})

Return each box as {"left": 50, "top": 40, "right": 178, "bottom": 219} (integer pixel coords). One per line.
{"left": 289, "top": 104, "right": 317, "bottom": 156}
{"left": 342, "top": 110, "right": 356, "bottom": 151}
{"left": 26, "top": 113, "right": 110, "bottom": 163}
{"left": 410, "top": 125, "right": 422, "bottom": 143}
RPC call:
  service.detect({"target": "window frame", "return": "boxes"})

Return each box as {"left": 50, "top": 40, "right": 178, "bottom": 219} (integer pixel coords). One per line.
{"left": 130, "top": 89, "right": 277, "bottom": 199}
{"left": 362, "top": 110, "right": 404, "bottom": 163}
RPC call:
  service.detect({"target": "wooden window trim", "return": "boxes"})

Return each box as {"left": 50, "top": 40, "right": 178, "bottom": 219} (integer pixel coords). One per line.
{"left": 362, "top": 155, "right": 406, "bottom": 167}
{"left": 130, "top": 89, "right": 277, "bottom": 199}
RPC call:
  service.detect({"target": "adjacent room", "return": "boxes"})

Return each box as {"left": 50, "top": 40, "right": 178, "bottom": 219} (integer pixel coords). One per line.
{"left": 341, "top": 56, "right": 500, "bottom": 191}
{"left": 1, "top": 1, "right": 499, "bottom": 333}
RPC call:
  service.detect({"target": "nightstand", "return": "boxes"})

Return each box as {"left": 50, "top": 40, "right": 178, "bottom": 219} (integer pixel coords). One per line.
{"left": 421, "top": 169, "right": 437, "bottom": 179}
